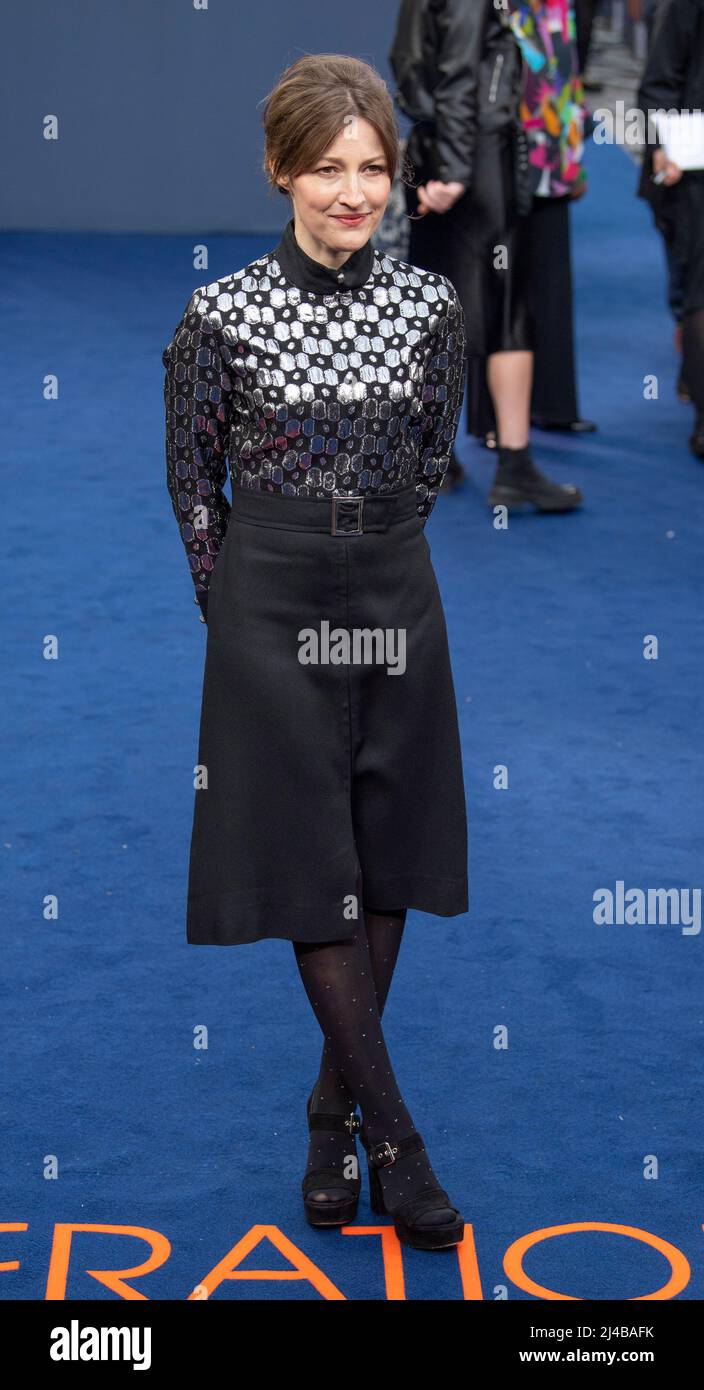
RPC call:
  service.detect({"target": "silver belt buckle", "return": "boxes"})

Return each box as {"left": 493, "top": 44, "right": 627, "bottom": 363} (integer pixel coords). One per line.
{"left": 331, "top": 495, "right": 364, "bottom": 535}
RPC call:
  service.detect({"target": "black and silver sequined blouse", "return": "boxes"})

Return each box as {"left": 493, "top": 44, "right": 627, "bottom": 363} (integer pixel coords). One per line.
{"left": 162, "top": 217, "right": 466, "bottom": 618}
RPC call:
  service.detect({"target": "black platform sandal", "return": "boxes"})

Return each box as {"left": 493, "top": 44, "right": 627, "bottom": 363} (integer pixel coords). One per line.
{"left": 301, "top": 1089, "right": 362, "bottom": 1228}
{"left": 360, "top": 1129, "right": 465, "bottom": 1251}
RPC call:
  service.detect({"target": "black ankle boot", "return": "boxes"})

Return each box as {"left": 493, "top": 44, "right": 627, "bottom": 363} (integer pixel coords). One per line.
{"left": 301, "top": 1088, "right": 362, "bottom": 1227}
{"left": 489, "top": 444, "right": 582, "bottom": 513}
{"left": 359, "top": 1126, "right": 465, "bottom": 1251}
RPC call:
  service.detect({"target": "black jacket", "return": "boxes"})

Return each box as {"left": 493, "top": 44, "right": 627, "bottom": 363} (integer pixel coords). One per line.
{"left": 389, "top": 0, "right": 522, "bottom": 188}
{"left": 636, "top": 0, "right": 704, "bottom": 201}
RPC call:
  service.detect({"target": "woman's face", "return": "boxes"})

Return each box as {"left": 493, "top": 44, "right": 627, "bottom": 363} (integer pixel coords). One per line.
{"left": 284, "top": 116, "right": 391, "bottom": 264}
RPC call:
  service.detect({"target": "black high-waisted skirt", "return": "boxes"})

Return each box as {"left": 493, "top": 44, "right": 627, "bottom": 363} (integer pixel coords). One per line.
{"left": 185, "top": 482, "right": 469, "bottom": 946}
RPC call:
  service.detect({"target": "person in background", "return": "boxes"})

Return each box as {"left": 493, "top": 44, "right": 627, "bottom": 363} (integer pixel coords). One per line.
{"left": 574, "top": 0, "right": 598, "bottom": 74}
{"left": 633, "top": 0, "right": 690, "bottom": 405}
{"left": 628, "top": 0, "right": 665, "bottom": 46}
{"left": 470, "top": 0, "right": 595, "bottom": 445}
{"left": 637, "top": 0, "right": 704, "bottom": 457}
{"left": 391, "top": 0, "right": 583, "bottom": 513}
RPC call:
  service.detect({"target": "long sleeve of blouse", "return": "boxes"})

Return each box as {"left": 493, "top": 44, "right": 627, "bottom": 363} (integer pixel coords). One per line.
{"left": 162, "top": 291, "right": 234, "bottom": 621}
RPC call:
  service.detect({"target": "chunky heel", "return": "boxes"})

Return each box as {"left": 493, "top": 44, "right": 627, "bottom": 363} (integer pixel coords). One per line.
{"left": 360, "top": 1129, "right": 465, "bottom": 1251}
{"left": 301, "top": 1089, "right": 362, "bottom": 1228}
{"left": 367, "top": 1161, "right": 386, "bottom": 1215}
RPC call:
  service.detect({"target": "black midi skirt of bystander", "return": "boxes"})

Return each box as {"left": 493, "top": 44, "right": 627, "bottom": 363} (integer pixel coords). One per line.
{"left": 185, "top": 482, "right": 469, "bottom": 946}
{"left": 405, "top": 127, "right": 534, "bottom": 360}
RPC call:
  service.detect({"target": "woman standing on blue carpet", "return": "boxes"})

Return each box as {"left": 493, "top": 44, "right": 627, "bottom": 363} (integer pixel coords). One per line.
{"left": 163, "top": 54, "right": 469, "bottom": 1251}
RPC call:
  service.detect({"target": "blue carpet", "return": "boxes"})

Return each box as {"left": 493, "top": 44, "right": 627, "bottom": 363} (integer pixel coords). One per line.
{"left": 3, "top": 141, "right": 704, "bottom": 1300}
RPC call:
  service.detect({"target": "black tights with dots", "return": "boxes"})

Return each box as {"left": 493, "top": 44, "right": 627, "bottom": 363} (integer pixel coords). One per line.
{"left": 293, "top": 907, "right": 446, "bottom": 1214}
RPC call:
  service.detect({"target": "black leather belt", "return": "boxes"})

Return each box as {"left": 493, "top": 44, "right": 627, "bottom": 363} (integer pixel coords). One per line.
{"left": 229, "top": 481, "right": 419, "bottom": 534}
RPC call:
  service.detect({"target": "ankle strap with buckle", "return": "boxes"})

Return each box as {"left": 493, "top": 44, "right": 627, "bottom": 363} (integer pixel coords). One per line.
{"left": 366, "top": 1132, "right": 425, "bottom": 1169}
{"left": 308, "top": 1109, "right": 361, "bottom": 1135}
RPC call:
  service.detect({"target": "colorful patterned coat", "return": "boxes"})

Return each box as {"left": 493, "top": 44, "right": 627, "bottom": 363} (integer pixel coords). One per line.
{"left": 506, "top": 0, "right": 586, "bottom": 196}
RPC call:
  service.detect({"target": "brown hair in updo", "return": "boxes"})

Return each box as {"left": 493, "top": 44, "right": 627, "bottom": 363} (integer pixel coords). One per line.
{"left": 261, "top": 53, "right": 409, "bottom": 195}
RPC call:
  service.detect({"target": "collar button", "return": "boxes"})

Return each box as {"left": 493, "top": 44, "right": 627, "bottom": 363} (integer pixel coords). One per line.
{"left": 337, "top": 272, "right": 345, "bottom": 283}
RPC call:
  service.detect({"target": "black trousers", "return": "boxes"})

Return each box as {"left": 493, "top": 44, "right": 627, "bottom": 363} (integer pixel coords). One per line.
{"left": 575, "top": 0, "right": 598, "bottom": 72}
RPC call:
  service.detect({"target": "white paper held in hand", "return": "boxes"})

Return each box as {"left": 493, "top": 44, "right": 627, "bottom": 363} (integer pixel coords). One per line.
{"left": 654, "top": 111, "right": 704, "bottom": 171}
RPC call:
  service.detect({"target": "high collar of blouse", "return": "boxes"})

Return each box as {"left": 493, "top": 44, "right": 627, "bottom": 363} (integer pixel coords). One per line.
{"left": 273, "top": 216, "right": 375, "bottom": 294}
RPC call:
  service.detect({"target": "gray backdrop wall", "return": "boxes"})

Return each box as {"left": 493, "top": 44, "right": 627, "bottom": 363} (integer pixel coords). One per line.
{"left": 4, "top": 0, "right": 405, "bottom": 233}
